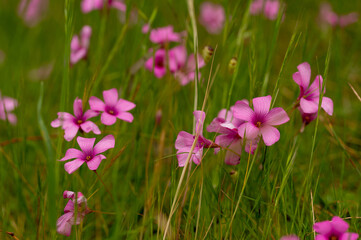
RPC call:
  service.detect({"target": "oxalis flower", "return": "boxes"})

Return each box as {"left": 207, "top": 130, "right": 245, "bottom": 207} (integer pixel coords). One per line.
{"left": 70, "top": 25, "right": 92, "bottom": 65}
{"left": 89, "top": 88, "right": 136, "bottom": 125}
{"left": 18, "top": 0, "right": 48, "bottom": 27}
{"left": 57, "top": 190, "right": 90, "bottom": 236}
{"left": 175, "top": 111, "right": 214, "bottom": 167}
{"left": 293, "top": 62, "right": 333, "bottom": 123}
{"left": 0, "top": 92, "right": 18, "bottom": 125}
{"left": 313, "top": 216, "right": 359, "bottom": 240}
{"left": 149, "top": 26, "right": 182, "bottom": 45}
{"left": 319, "top": 3, "right": 358, "bottom": 28}
{"left": 59, "top": 135, "right": 115, "bottom": 174}
{"left": 233, "top": 95, "right": 289, "bottom": 146}
{"left": 51, "top": 98, "right": 100, "bottom": 141}
{"left": 81, "top": 0, "right": 126, "bottom": 13}
{"left": 250, "top": 0, "right": 282, "bottom": 20}
{"left": 174, "top": 53, "right": 205, "bottom": 86}
{"left": 199, "top": 2, "right": 225, "bottom": 34}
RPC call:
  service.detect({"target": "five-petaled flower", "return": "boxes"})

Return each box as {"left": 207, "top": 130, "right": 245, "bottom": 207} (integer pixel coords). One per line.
{"left": 57, "top": 190, "right": 90, "bottom": 236}
{"left": 233, "top": 95, "right": 290, "bottom": 146}
{"left": 89, "top": 88, "right": 136, "bottom": 126}
{"left": 199, "top": 2, "right": 225, "bottom": 34}
{"left": 59, "top": 135, "right": 115, "bottom": 174}
{"left": 313, "top": 216, "right": 359, "bottom": 240}
{"left": 0, "top": 92, "right": 18, "bottom": 125}
{"left": 51, "top": 97, "right": 100, "bottom": 141}
{"left": 70, "top": 25, "right": 92, "bottom": 65}
{"left": 149, "top": 26, "right": 182, "bottom": 45}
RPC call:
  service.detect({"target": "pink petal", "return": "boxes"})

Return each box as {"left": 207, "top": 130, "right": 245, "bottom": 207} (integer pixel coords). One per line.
{"left": 70, "top": 48, "right": 87, "bottom": 64}
{"left": 253, "top": 95, "right": 272, "bottom": 116}
{"left": 93, "top": 135, "right": 115, "bottom": 155}
{"left": 89, "top": 96, "right": 106, "bottom": 112}
{"left": 6, "top": 113, "right": 17, "bottom": 125}
{"left": 339, "top": 13, "right": 358, "bottom": 27}
{"left": 233, "top": 100, "right": 254, "bottom": 121}
{"left": 76, "top": 136, "right": 96, "bottom": 152}
{"left": 192, "top": 147, "right": 203, "bottom": 165}
{"left": 340, "top": 233, "right": 359, "bottom": 240}
{"left": 224, "top": 139, "right": 242, "bottom": 165}
{"left": 83, "top": 109, "right": 99, "bottom": 120}
{"left": 265, "top": 107, "right": 289, "bottom": 126}
{"left": 315, "top": 235, "right": 328, "bottom": 240}
{"left": 64, "top": 159, "right": 85, "bottom": 174}
{"left": 308, "top": 75, "right": 323, "bottom": 96}
{"left": 300, "top": 98, "right": 318, "bottom": 114}
{"left": 313, "top": 220, "right": 332, "bottom": 235}
{"left": 116, "top": 111, "right": 134, "bottom": 122}
{"left": 194, "top": 110, "right": 206, "bottom": 135}
{"left": 103, "top": 88, "right": 119, "bottom": 106}
{"left": 81, "top": 25, "right": 92, "bottom": 40}
{"left": 70, "top": 36, "right": 80, "bottom": 51}
{"left": 86, "top": 154, "right": 106, "bottom": 170}
{"left": 56, "top": 212, "right": 73, "bottom": 236}
{"left": 2, "top": 97, "right": 18, "bottom": 111}
{"left": 177, "top": 147, "right": 191, "bottom": 167}
{"left": 293, "top": 62, "right": 311, "bottom": 90}
{"left": 321, "top": 97, "right": 333, "bottom": 116}
{"left": 64, "top": 125, "right": 80, "bottom": 142}
{"left": 264, "top": 0, "right": 280, "bottom": 20}
{"left": 331, "top": 216, "right": 349, "bottom": 235}
{"left": 260, "top": 125, "right": 280, "bottom": 146}
{"left": 51, "top": 119, "right": 61, "bottom": 128}
{"left": 60, "top": 148, "right": 83, "bottom": 161}
{"left": 238, "top": 122, "right": 259, "bottom": 140}
{"left": 101, "top": 112, "right": 117, "bottom": 125}
{"left": 175, "top": 131, "right": 194, "bottom": 150}
{"left": 73, "top": 98, "right": 83, "bottom": 118}
{"left": 80, "top": 121, "right": 101, "bottom": 134}
{"left": 64, "top": 199, "right": 74, "bottom": 212}
{"left": 154, "top": 66, "right": 167, "bottom": 78}
{"left": 116, "top": 99, "right": 136, "bottom": 112}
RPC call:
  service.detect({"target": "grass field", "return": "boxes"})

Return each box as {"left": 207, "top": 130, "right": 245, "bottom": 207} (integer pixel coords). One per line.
{"left": 1, "top": 0, "right": 361, "bottom": 239}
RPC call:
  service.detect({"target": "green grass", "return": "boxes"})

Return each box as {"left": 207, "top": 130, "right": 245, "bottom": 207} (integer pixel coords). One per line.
{"left": 1, "top": 0, "right": 361, "bottom": 239}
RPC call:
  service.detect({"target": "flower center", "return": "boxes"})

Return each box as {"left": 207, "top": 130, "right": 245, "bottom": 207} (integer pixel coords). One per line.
{"left": 256, "top": 121, "right": 262, "bottom": 128}
{"left": 330, "top": 236, "right": 338, "bottom": 240}
{"left": 77, "top": 119, "right": 83, "bottom": 125}
{"left": 85, "top": 156, "right": 91, "bottom": 161}
{"left": 305, "top": 116, "right": 310, "bottom": 121}
{"left": 108, "top": 110, "right": 114, "bottom": 115}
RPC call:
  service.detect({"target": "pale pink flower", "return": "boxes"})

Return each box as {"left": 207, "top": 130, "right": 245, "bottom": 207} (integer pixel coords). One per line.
{"left": 199, "top": 2, "right": 225, "bottom": 34}
{"left": 175, "top": 111, "right": 214, "bottom": 167}
{"left": 250, "top": 0, "right": 281, "bottom": 20}
{"left": 51, "top": 98, "right": 100, "bottom": 141}
{"left": 313, "top": 216, "right": 359, "bottom": 240}
{"left": 320, "top": 3, "right": 358, "bottom": 28}
{"left": 59, "top": 135, "right": 115, "bottom": 174}
{"left": 89, "top": 88, "right": 136, "bottom": 126}
{"left": 70, "top": 26, "right": 92, "bottom": 65}
{"left": 81, "top": 0, "right": 126, "bottom": 13}
{"left": 149, "top": 26, "right": 182, "bottom": 45}
{"left": 0, "top": 92, "right": 18, "bottom": 125}
{"left": 57, "top": 190, "right": 90, "bottom": 236}
{"left": 233, "top": 95, "right": 289, "bottom": 146}
{"left": 293, "top": 62, "right": 333, "bottom": 116}
{"left": 18, "top": 0, "right": 48, "bottom": 27}
{"left": 174, "top": 54, "right": 205, "bottom": 86}
{"left": 142, "top": 23, "right": 150, "bottom": 34}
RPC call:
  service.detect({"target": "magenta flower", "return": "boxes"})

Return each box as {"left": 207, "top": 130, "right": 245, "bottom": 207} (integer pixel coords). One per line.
{"left": 280, "top": 236, "right": 299, "bottom": 240}
{"left": 0, "top": 92, "right": 18, "bottom": 125}
{"left": 320, "top": 3, "right": 358, "bottom": 28}
{"left": 149, "top": 26, "right": 182, "bottom": 45}
{"left": 313, "top": 216, "right": 359, "bottom": 240}
{"left": 175, "top": 111, "right": 214, "bottom": 167}
{"left": 70, "top": 25, "right": 92, "bottom": 65}
{"left": 89, "top": 88, "right": 136, "bottom": 126}
{"left": 233, "top": 95, "right": 289, "bottom": 146}
{"left": 293, "top": 62, "right": 333, "bottom": 117}
{"left": 18, "top": 0, "right": 48, "bottom": 27}
{"left": 174, "top": 54, "right": 205, "bottom": 86}
{"left": 81, "top": 0, "right": 126, "bottom": 13}
{"left": 57, "top": 190, "right": 90, "bottom": 236}
{"left": 51, "top": 98, "right": 100, "bottom": 141}
{"left": 59, "top": 135, "right": 115, "bottom": 174}
{"left": 199, "top": 2, "right": 225, "bottom": 34}
{"left": 250, "top": 0, "right": 281, "bottom": 20}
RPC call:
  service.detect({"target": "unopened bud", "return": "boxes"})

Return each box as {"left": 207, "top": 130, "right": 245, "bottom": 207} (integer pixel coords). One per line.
{"left": 228, "top": 57, "right": 237, "bottom": 74}
{"left": 155, "top": 109, "right": 162, "bottom": 125}
{"left": 202, "top": 45, "right": 214, "bottom": 63}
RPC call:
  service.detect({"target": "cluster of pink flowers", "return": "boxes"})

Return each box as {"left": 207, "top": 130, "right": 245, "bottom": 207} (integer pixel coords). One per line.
{"left": 319, "top": 3, "right": 358, "bottom": 28}
{"left": 53, "top": 89, "right": 135, "bottom": 235}
{"left": 144, "top": 26, "right": 205, "bottom": 86}
{"left": 70, "top": 26, "right": 92, "bottom": 65}
{"left": 0, "top": 92, "right": 18, "bottom": 125}
{"left": 81, "top": 0, "right": 126, "bottom": 13}
{"left": 250, "top": 0, "right": 281, "bottom": 20}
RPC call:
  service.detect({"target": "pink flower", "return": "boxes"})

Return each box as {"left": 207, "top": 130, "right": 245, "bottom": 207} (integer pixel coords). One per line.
{"left": 149, "top": 26, "right": 182, "bottom": 45}
{"left": 233, "top": 95, "right": 289, "bottom": 146}
{"left": 207, "top": 102, "right": 258, "bottom": 165}
{"left": 280, "top": 236, "right": 299, "bottom": 240}
{"left": 0, "top": 92, "right": 18, "bottom": 125}
{"left": 175, "top": 111, "right": 214, "bottom": 167}
{"left": 81, "top": 0, "right": 126, "bottom": 13}
{"left": 89, "top": 88, "right": 136, "bottom": 126}
{"left": 299, "top": 109, "right": 317, "bottom": 133}
{"left": 199, "top": 2, "right": 225, "bottom": 34}
{"left": 51, "top": 98, "right": 100, "bottom": 141}
{"left": 18, "top": 0, "right": 48, "bottom": 27}
{"left": 142, "top": 23, "right": 150, "bottom": 34}
{"left": 320, "top": 3, "right": 358, "bottom": 28}
{"left": 57, "top": 190, "right": 90, "bottom": 236}
{"left": 250, "top": 0, "right": 281, "bottom": 20}
{"left": 313, "top": 216, "right": 359, "bottom": 240}
{"left": 174, "top": 54, "right": 205, "bottom": 86}
{"left": 145, "top": 46, "right": 187, "bottom": 79}
{"left": 70, "top": 26, "right": 92, "bottom": 65}
{"left": 59, "top": 135, "right": 115, "bottom": 174}
{"left": 293, "top": 62, "right": 333, "bottom": 117}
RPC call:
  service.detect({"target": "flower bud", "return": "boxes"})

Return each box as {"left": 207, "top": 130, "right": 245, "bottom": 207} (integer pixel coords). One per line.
{"left": 228, "top": 57, "right": 237, "bottom": 74}
{"left": 202, "top": 45, "right": 214, "bottom": 63}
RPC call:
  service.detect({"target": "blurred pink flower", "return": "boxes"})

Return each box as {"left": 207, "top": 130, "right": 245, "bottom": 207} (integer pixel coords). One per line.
{"left": 292, "top": 62, "right": 333, "bottom": 117}
{"left": 175, "top": 111, "right": 214, "bottom": 167}
{"left": 313, "top": 216, "right": 359, "bottom": 240}
{"left": 149, "top": 26, "right": 182, "bottom": 45}
{"left": 89, "top": 88, "right": 136, "bottom": 125}
{"left": 280, "top": 236, "right": 299, "bottom": 240}
{"left": 199, "top": 2, "right": 225, "bottom": 34}
{"left": 70, "top": 26, "right": 92, "bottom": 65}
{"left": 51, "top": 98, "right": 100, "bottom": 141}
{"left": 57, "top": 190, "right": 90, "bottom": 236}
{"left": 250, "top": 0, "right": 281, "bottom": 20}
{"left": 59, "top": 135, "right": 115, "bottom": 174}
{"left": 320, "top": 3, "right": 358, "bottom": 28}
{"left": 28, "top": 62, "right": 54, "bottom": 81}
{"left": 142, "top": 23, "right": 150, "bottom": 34}
{"left": 174, "top": 54, "right": 205, "bottom": 86}
{"left": 18, "top": 0, "right": 48, "bottom": 27}
{"left": 233, "top": 95, "right": 289, "bottom": 146}
{"left": 81, "top": 0, "right": 126, "bottom": 13}
{"left": 0, "top": 92, "right": 18, "bottom": 125}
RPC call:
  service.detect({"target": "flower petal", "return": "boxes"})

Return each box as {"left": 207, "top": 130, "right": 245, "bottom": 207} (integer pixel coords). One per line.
{"left": 93, "top": 135, "right": 115, "bottom": 155}
{"left": 103, "top": 88, "right": 118, "bottom": 106}
{"left": 321, "top": 97, "right": 333, "bottom": 116}
{"left": 64, "top": 199, "right": 74, "bottom": 212}
{"left": 293, "top": 62, "right": 311, "bottom": 90}
{"left": 76, "top": 136, "right": 96, "bottom": 153}
{"left": 175, "top": 131, "right": 194, "bottom": 150}
{"left": 238, "top": 122, "right": 259, "bottom": 140}
{"left": 101, "top": 112, "right": 117, "bottom": 125}
{"left": 89, "top": 96, "right": 106, "bottom": 112}
{"left": 116, "top": 111, "right": 134, "bottom": 123}
{"left": 64, "top": 159, "right": 85, "bottom": 174}
{"left": 300, "top": 98, "right": 318, "bottom": 114}
{"left": 253, "top": 95, "right": 272, "bottom": 116}
{"left": 80, "top": 121, "right": 101, "bottom": 134}
{"left": 194, "top": 110, "right": 205, "bottom": 135}
{"left": 313, "top": 220, "right": 332, "bottom": 235}
{"left": 73, "top": 98, "right": 83, "bottom": 118}
{"left": 64, "top": 125, "right": 80, "bottom": 142}
{"left": 265, "top": 107, "right": 290, "bottom": 126}
{"left": 340, "top": 233, "right": 359, "bottom": 240}
{"left": 56, "top": 212, "right": 73, "bottom": 236}
{"left": 260, "top": 126, "right": 280, "bottom": 146}
{"left": 60, "top": 148, "right": 83, "bottom": 161}
{"left": 83, "top": 109, "right": 99, "bottom": 120}
{"left": 233, "top": 101, "right": 254, "bottom": 122}
{"left": 116, "top": 99, "right": 136, "bottom": 112}
{"left": 224, "top": 139, "right": 242, "bottom": 165}
{"left": 87, "top": 154, "right": 106, "bottom": 170}
{"left": 331, "top": 216, "right": 349, "bottom": 236}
